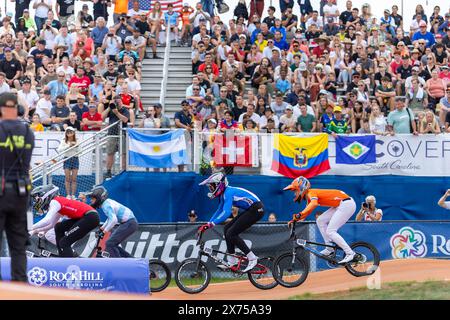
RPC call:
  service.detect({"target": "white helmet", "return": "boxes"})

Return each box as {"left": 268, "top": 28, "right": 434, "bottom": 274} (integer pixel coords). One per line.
{"left": 199, "top": 172, "right": 228, "bottom": 199}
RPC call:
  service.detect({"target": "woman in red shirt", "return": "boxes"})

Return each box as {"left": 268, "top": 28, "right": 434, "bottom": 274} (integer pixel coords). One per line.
{"left": 73, "top": 30, "right": 94, "bottom": 60}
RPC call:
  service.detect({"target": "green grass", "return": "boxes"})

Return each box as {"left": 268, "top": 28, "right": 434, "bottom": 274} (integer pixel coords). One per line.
{"left": 288, "top": 281, "right": 450, "bottom": 300}
{"left": 151, "top": 276, "right": 245, "bottom": 289}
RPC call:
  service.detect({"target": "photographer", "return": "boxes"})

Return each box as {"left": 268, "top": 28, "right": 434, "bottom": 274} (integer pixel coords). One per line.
{"left": 355, "top": 195, "right": 383, "bottom": 221}
{"left": 438, "top": 189, "right": 450, "bottom": 210}
{"left": 113, "top": 14, "right": 135, "bottom": 44}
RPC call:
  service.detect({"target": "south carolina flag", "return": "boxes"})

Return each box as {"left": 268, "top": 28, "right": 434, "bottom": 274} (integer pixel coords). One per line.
{"left": 271, "top": 134, "right": 330, "bottom": 178}
{"left": 335, "top": 135, "right": 376, "bottom": 164}
{"left": 128, "top": 129, "right": 188, "bottom": 168}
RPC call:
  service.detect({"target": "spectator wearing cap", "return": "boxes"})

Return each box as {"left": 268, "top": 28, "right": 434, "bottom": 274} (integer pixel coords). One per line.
{"left": 20, "top": 9, "right": 36, "bottom": 31}
{"left": 30, "top": 39, "right": 52, "bottom": 69}
{"left": 102, "top": 95, "right": 129, "bottom": 178}
{"left": 175, "top": 100, "right": 194, "bottom": 132}
{"left": 318, "top": 102, "right": 335, "bottom": 132}
{"left": 118, "top": 39, "right": 140, "bottom": 64}
{"left": 154, "top": 103, "right": 171, "bottom": 129}
{"left": 324, "top": 17, "right": 339, "bottom": 37}
{"left": 387, "top": 97, "right": 418, "bottom": 135}
{"left": 380, "top": 9, "right": 396, "bottom": 37}
{"left": 412, "top": 21, "right": 436, "bottom": 48}
{"left": 260, "top": 107, "right": 279, "bottom": 130}
{"left": 81, "top": 104, "right": 102, "bottom": 131}
{"left": 0, "top": 47, "right": 22, "bottom": 89}
{"left": 410, "top": 13, "right": 426, "bottom": 35}
{"left": 405, "top": 66, "right": 426, "bottom": 91}
{"left": 114, "top": 13, "right": 134, "bottom": 44}
{"left": 279, "top": 105, "right": 298, "bottom": 132}
{"left": 440, "top": 65, "right": 450, "bottom": 85}
{"left": 71, "top": 95, "right": 89, "bottom": 121}
{"left": 196, "top": 95, "right": 215, "bottom": 123}
{"left": 125, "top": 28, "right": 148, "bottom": 62}
{"left": 17, "top": 78, "right": 39, "bottom": 119}
{"left": 54, "top": 26, "right": 73, "bottom": 57}
{"left": 326, "top": 106, "right": 350, "bottom": 138}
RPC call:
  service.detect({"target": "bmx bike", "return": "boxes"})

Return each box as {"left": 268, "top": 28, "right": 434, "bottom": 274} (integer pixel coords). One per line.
{"left": 174, "top": 230, "right": 278, "bottom": 294}
{"left": 272, "top": 222, "right": 380, "bottom": 288}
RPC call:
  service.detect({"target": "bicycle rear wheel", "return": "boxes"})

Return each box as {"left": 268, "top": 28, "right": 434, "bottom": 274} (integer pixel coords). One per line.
{"left": 149, "top": 260, "right": 171, "bottom": 292}
{"left": 273, "top": 252, "right": 309, "bottom": 288}
{"left": 345, "top": 242, "right": 380, "bottom": 277}
{"left": 247, "top": 256, "right": 278, "bottom": 290}
{"left": 175, "top": 258, "right": 211, "bottom": 294}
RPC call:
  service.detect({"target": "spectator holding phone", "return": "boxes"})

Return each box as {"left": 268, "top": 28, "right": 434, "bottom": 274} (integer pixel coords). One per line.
{"left": 355, "top": 195, "right": 383, "bottom": 221}
{"left": 438, "top": 189, "right": 450, "bottom": 210}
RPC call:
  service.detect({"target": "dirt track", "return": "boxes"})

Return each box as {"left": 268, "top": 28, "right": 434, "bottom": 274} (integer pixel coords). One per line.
{"left": 1, "top": 259, "right": 449, "bottom": 300}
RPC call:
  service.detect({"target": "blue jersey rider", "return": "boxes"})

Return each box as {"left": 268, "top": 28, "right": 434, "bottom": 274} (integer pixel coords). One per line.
{"left": 86, "top": 186, "right": 138, "bottom": 258}
{"left": 198, "top": 172, "right": 265, "bottom": 272}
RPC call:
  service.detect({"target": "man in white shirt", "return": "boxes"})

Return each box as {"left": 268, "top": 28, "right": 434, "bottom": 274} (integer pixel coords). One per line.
{"left": 0, "top": 73, "right": 10, "bottom": 94}
{"left": 238, "top": 104, "right": 261, "bottom": 127}
{"left": 17, "top": 79, "right": 40, "bottom": 119}
{"left": 35, "top": 89, "right": 53, "bottom": 125}
{"left": 306, "top": 11, "right": 323, "bottom": 31}
{"left": 438, "top": 189, "right": 450, "bottom": 210}
{"left": 127, "top": 0, "right": 146, "bottom": 18}
{"left": 323, "top": 0, "right": 340, "bottom": 24}
{"left": 262, "top": 39, "right": 281, "bottom": 59}
{"left": 189, "top": 2, "right": 211, "bottom": 28}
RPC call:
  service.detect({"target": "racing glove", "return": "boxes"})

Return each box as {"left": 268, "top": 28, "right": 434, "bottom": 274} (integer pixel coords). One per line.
{"left": 198, "top": 222, "right": 214, "bottom": 234}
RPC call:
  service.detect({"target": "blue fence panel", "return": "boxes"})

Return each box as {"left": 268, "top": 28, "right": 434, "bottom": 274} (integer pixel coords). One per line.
{"left": 103, "top": 172, "right": 450, "bottom": 222}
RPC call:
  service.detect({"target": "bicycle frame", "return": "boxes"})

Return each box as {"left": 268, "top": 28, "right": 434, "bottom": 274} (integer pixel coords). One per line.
{"left": 289, "top": 223, "right": 342, "bottom": 265}
{"left": 195, "top": 231, "right": 267, "bottom": 275}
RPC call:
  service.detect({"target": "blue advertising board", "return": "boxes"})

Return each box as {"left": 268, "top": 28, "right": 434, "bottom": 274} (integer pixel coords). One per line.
{"left": 0, "top": 258, "right": 149, "bottom": 294}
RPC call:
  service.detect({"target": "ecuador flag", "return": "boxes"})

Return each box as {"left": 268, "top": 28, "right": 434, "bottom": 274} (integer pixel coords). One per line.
{"left": 271, "top": 134, "right": 330, "bottom": 178}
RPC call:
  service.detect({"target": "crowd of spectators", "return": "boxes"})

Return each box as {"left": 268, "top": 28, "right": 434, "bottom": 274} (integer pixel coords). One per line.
{"left": 180, "top": 0, "right": 450, "bottom": 136}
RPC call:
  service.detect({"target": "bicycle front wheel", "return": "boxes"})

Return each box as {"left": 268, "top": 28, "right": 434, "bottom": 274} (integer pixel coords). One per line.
{"left": 273, "top": 252, "right": 309, "bottom": 288}
{"left": 175, "top": 258, "right": 211, "bottom": 294}
{"left": 247, "top": 256, "right": 278, "bottom": 290}
{"left": 345, "top": 242, "right": 380, "bottom": 277}
{"left": 149, "top": 260, "right": 171, "bottom": 292}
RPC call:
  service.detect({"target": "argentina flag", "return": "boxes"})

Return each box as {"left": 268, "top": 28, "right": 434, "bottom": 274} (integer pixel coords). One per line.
{"left": 128, "top": 129, "right": 188, "bottom": 168}
{"left": 335, "top": 135, "right": 376, "bottom": 165}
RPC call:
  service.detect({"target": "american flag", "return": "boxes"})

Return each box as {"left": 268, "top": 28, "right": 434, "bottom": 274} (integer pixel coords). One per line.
{"left": 129, "top": 0, "right": 183, "bottom": 12}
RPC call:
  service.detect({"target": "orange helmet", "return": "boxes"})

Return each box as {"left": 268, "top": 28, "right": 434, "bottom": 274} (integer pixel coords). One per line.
{"left": 283, "top": 176, "right": 311, "bottom": 202}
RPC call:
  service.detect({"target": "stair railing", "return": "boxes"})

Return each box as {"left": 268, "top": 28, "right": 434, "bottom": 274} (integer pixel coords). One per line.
{"left": 159, "top": 19, "right": 172, "bottom": 112}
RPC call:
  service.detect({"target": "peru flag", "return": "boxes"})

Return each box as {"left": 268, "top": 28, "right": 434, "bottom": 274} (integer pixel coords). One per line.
{"left": 213, "top": 134, "right": 256, "bottom": 167}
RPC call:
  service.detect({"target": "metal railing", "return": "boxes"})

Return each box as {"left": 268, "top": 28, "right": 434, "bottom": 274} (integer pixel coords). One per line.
{"left": 159, "top": 20, "right": 172, "bottom": 111}
{"left": 31, "top": 121, "right": 122, "bottom": 187}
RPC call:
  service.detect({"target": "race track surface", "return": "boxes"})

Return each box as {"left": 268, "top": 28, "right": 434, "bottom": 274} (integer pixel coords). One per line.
{"left": 1, "top": 259, "right": 449, "bottom": 300}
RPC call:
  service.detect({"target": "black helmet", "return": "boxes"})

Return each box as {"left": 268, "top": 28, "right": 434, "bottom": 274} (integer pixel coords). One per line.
{"left": 31, "top": 185, "right": 59, "bottom": 213}
{"left": 86, "top": 186, "right": 108, "bottom": 208}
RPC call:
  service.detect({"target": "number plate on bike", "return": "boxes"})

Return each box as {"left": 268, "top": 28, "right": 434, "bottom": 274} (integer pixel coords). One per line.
{"left": 296, "top": 239, "right": 307, "bottom": 247}
{"left": 41, "top": 250, "right": 51, "bottom": 257}
{"left": 204, "top": 247, "right": 213, "bottom": 255}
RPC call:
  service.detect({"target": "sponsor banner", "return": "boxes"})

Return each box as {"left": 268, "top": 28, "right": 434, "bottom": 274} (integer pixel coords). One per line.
{"left": 119, "top": 223, "right": 309, "bottom": 275}
{"left": 313, "top": 222, "right": 450, "bottom": 271}
{"left": 262, "top": 134, "right": 450, "bottom": 177}
{"left": 32, "top": 132, "right": 95, "bottom": 175}
{"left": 0, "top": 258, "right": 149, "bottom": 294}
